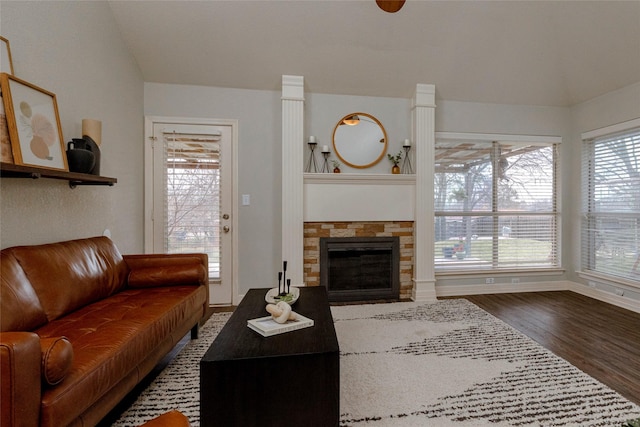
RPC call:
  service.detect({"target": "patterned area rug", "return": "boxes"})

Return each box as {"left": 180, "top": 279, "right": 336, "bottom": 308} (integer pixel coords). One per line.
{"left": 113, "top": 299, "right": 640, "bottom": 426}
{"left": 332, "top": 300, "right": 640, "bottom": 426}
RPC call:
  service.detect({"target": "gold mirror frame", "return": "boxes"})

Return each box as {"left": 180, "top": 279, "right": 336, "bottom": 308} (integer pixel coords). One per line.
{"left": 332, "top": 112, "right": 388, "bottom": 169}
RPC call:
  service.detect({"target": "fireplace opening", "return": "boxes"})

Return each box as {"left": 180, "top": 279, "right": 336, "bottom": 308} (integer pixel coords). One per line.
{"left": 320, "top": 237, "right": 400, "bottom": 302}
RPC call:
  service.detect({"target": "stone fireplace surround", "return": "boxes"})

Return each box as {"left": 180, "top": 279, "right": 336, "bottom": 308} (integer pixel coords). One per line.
{"left": 304, "top": 221, "right": 414, "bottom": 300}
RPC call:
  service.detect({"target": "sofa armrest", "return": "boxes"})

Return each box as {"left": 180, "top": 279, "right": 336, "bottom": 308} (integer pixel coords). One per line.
{"left": 124, "top": 253, "right": 210, "bottom": 321}
{"left": 123, "top": 253, "right": 209, "bottom": 287}
{"left": 0, "top": 332, "right": 42, "bottom": 427}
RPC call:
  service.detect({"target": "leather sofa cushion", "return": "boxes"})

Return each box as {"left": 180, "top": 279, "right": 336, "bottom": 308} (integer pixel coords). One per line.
{"left": 128, "top": 264, "right": 206, "bottom": 288}
{"left": 40, "top": 337, "right": 73, "bottom": 386}
{"left": 0, "top": 251, "right": 48, "bottom": 332}
{"left": 10, "top": 237, "right": 129, "bottom": 322}
{"left": 36, "top": 285, "right": 206, "bottom": 427}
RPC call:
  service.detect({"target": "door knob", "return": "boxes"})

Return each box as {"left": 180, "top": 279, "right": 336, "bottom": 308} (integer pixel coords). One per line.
{"left": 223, "top": 226, "right": 230, "bottom": 233}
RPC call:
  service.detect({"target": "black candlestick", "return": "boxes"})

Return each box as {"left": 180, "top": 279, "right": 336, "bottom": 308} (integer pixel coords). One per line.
{"left": 287, "top": 278, "right": 291, "bottom": 294}
{"left": 401, "top": 145, "right": 413, "bottom": 174}
{"left": 321, "top": 151, "right": 331, "bottom": 173}
{"left": 278, "top": 272, "right": 282, "bottom": 295}
{"left": 305, "top": 142, "right": 319, "bottom": 173}
{"left": 281, "top": 261, "right": 288, "bottom": 295}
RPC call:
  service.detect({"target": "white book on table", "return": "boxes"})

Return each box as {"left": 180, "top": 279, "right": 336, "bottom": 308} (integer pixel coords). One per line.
{"left": 247, "top": 314, "right": 314, "bottom": 337}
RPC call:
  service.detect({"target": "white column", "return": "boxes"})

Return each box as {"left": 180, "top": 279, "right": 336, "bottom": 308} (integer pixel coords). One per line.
{"left": 412, "top": 84, "right": 437, "bottom": 301}
{"left": 281, "top": 75, "right": 305, "bottom": 285}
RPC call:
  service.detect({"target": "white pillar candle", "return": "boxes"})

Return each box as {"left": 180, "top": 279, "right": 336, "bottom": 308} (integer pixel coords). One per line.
{"left": 403, "top": 139, "right": 411, "bottom": 147}
{"left": 308, "top": 135, "right": 316, "bottom": 143}
{"left": 82, "top": 119, "right": 102, "bottom": 146}
{"left": 322, "top": 145, "right": 329, "bottom": 152}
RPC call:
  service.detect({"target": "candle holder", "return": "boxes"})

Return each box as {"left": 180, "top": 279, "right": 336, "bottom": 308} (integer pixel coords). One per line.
{"left": 305, "top": 142, "right": 319, "bottom": 173}
{"left": 281, "top": 261, "right": 288, "bottom": 296}
{"left": 401, "top": 145, "right": 413, "bottom": 174}
{"left": 321, "top": 151, "right": 331, "bottom": 173}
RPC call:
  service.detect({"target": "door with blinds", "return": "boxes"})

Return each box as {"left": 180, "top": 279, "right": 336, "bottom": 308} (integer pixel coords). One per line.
{"left": 146, "top": 118, "right": 235, "bottom": 305}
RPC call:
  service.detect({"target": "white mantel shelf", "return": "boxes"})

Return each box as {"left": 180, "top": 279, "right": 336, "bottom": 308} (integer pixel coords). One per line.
{"left": 304, "top": 173, "right": 416, "bottom": 185}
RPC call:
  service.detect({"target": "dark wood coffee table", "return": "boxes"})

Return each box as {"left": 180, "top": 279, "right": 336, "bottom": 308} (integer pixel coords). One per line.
{"left": 200, "top": 286, "right": 339, "bottom": 427}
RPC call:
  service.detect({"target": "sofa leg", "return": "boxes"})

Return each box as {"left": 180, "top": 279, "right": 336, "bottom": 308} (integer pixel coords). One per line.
{"left": 191, "top": 323, "right": 199, "bottom": 339}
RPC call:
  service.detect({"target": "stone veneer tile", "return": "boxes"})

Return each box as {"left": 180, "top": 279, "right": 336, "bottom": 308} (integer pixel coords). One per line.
{"left": 303, "top": 221, "right": 414, "bottom": 299}
{"left": 330, "top": 229, "right": 356, "bottom": 238}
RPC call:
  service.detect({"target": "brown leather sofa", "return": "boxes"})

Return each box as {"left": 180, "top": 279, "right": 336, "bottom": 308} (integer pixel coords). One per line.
{"left": 0, "top": 236, "right": 209, "bottom": 427}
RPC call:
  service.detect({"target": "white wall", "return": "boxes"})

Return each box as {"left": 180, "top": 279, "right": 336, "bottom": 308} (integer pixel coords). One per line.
{"left": 146, "top": 82, "right": 578, "bottom": 295}
{"left": 145, "top": 85, "right": 415, "bottom": 294}
{"left": 144, "top": 83, "right": 281, "bottom": 294}
{"left": 572, "top": 82, "right": 640, "bottom": 133}
{"left": 0, "top": 1, "right": 144, "bottom": 253}
{"left": 305, "top": 92, "right": 412, "bottom": 174}
{"left": 436, "top": 100, "right": 570, "bottom": 136}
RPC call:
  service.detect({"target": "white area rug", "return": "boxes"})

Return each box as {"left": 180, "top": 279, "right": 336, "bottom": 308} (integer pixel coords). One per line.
{"left": 113, "top": 299, "right": 640, "bottom": 426}
{"left": 332, "top": 300, "right": 640, "bottom": 426}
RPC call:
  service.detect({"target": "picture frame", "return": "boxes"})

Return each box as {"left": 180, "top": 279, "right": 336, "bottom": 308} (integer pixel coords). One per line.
{"left": 0, "top": 73, "right": 68, "bottom": 171}
{"left": 1, "top": 91, "right": 13, "bottom": 163}
{"left": 1, "top": 36, "right": 14, "bottom": 75}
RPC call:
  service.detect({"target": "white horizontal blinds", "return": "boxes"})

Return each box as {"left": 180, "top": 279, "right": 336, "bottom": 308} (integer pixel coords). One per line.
{"left": 435, "top": 138, "right": 558, "bottom": 271}
{"left": 497, "top": 143, "right": 557, "bottom": 268}
{"left": 435, "top": 140, "right": 493, "bottom": 212}
{"left": 164, "top": 132, "right": 222, "bottom": 279}
{"left": 581, "top": 128, "right": 640, "bottom": 282}
{"left": 435, "top": 140, "right": 493, "bottom": 269}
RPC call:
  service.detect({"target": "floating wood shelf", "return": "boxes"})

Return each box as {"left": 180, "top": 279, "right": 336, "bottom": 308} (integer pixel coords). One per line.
{"left": 0, "top": 162, "right": 117, "bottom": 188}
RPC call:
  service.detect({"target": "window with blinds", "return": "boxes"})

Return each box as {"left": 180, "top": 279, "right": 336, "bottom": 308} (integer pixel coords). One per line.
{"left": 435, "top": 138, "right": 558, "bottom": 271}
{"left": 581, "top": 127, "right": 640, "bottom": 283}
{"left": 164, "top": 132, "right": 221, "bottom": 279}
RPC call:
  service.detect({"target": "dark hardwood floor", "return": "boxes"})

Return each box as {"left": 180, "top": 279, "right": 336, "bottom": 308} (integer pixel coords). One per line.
{"left": 461, "top": 291, "right": 640, "bottom": 406}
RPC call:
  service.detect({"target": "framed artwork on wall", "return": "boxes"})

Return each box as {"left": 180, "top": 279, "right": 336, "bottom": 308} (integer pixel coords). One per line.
{"left": 0, "top": 73, "right": 68, "bottom": 171}
{"left": 1, "top": 36, "right": 14, "bottom": 75}
{"left": 1, "top": 91, "right": 13, "bottom": 163}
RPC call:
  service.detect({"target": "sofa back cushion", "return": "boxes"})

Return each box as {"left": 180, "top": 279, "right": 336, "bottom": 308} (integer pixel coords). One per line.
{"left": 9, "top": 237, "right": 129, "bottom": 322}
{"left": 0, "top": 251, "right": 48, "bottom": 332}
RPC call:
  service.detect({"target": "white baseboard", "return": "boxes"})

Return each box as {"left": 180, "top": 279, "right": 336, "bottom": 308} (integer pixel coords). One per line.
{"left": 235, "top": 282, "right": 640, "bottom": 313}
{"left": 567, "top": 281, "right": 640, "bottom": 314}
{"left": 411, "top": 279, "right": 438, "bottom": 302}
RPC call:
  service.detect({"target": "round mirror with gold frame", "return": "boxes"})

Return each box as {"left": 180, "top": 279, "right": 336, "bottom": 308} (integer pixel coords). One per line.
{"left": 332, "top": 112, "right": 387, "bottom": 169}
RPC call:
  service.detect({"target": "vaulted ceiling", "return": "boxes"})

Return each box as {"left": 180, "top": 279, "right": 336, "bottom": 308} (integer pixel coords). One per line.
{"left": 108, "top": 0, "right": 640, "bottom": 107}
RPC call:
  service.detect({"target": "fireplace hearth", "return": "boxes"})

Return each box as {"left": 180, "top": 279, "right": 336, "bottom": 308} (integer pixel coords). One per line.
{"left": 320, "top": 236, "right": 400, "bottom": 302}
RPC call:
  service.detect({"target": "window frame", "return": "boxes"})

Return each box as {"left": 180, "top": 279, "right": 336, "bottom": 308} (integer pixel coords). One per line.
{"left": 580, "top": 119, "right": 640, "bottom": 287}
{"left": 434, "top": 132, "right": 562, "bottom": 274}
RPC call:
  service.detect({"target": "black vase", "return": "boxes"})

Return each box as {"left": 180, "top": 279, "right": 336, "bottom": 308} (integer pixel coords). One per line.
{"left": 66, "top": 143, "right": 96, "bottom": 174}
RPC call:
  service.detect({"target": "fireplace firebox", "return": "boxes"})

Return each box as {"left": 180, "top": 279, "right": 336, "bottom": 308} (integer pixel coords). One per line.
{"left": 320, "top": 237, "right": 400, "bottom": 302}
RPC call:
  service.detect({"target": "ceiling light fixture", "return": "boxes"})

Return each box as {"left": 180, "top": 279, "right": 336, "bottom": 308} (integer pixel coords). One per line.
{"left": 376, "top": 0, "right": 406, "bottom": 13}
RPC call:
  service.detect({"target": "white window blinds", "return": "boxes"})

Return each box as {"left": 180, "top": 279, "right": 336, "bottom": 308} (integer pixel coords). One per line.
{"left": 435, "top": 138, "right": 559, "bottom": 271}
{"left": 581, "top": 127, "right": 640, "bottom": 282}
{"left": 164, "top": 132, "right": 221, "bottom": 279}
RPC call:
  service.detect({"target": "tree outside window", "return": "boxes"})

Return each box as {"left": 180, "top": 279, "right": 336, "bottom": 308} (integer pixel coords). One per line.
{"left": 435, "top": 139, "right": 558, "bottom": 271}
